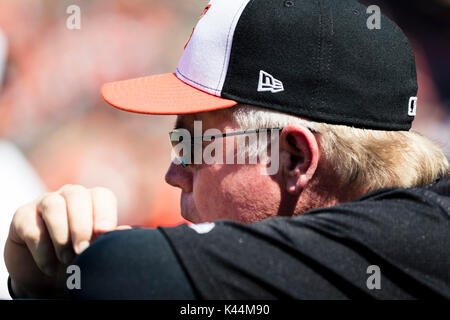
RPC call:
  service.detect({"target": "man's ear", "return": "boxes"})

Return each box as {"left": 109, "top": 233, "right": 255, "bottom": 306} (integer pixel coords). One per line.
{"left": 279, "top": 125, "right": 319, "bottom": 195}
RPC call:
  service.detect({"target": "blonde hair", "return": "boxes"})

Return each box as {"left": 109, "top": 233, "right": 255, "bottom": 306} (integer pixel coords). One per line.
{"left": 230, "top": 105, "right": 449, "bottom": 192}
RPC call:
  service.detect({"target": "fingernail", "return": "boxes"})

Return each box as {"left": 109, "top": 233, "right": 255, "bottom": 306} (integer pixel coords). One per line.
{"left": 116, "top": 225, "right": 132, "bottom": 230}
{"left": 75, "top": 241, "right": 90, "bottom": 255}
{"left": 62, "top": 250, "right": 75, "bottom": 265}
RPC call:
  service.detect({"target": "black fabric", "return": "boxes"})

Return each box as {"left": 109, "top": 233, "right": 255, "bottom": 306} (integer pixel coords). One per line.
{"left": 66, "top": 228, "right": 197, "bottom": 300}
{"left": 65, "top": 178, "right": 449, "bottom": 300}
{"left": 7, "top": 277, "right": 17, "bottom": 299}
{"left": 221, "top": 0, "right": 418, "bottom": 130}
{"left": 161, "top": 177, "right": 450, "bottom": 299}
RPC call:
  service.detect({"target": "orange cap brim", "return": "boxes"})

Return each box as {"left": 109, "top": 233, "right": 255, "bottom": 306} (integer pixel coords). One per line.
{"left": 101, "top": 73, "right": 238, "bottom": 115}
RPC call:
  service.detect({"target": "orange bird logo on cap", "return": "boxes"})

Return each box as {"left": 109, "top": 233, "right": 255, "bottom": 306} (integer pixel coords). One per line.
{"left": 184, "top": 4, "right": 212, "bottom": 49}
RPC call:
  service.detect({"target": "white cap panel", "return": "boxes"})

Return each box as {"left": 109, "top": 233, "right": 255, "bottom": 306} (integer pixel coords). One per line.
{"left": 176, "top": 0, "right": 250, "bottom": 96}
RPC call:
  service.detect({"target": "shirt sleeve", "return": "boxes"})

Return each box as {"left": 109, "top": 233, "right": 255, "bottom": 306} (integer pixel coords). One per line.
{"left": 159, "top": 182, "right": 450, "bottom": 299}
{"left": 66, "top": 228, "right": 198, "bottom": 300}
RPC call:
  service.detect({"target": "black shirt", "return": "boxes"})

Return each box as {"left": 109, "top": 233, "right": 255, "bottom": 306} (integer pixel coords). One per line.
{"left": 160, "top": 177, "right": 450, "bottom": 299}
{"left": 69, "top": 177, "right": 450, "bottom": 299}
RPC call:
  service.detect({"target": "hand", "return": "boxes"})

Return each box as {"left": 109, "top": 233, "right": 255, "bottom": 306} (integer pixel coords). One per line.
{"left": 4, "top": 185, "right": 130, "bottom": 298}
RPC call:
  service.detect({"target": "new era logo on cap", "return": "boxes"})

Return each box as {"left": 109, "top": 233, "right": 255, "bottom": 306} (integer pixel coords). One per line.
{"left": 257, "top": 70, "right": 284, "bottom": 93}
{"left": 101, "top": 0, "right": 419, "bottom": 131}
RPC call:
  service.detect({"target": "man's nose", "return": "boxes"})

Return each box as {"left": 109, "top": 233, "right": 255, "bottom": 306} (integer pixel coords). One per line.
{"left": 165, "top": 161, "right": 193, "bottom": 192}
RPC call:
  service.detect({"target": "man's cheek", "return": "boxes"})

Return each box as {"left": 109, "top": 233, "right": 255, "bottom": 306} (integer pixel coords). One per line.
{"left": 196, "top": 186, "right": 218, "bottom": 213}
{"left": 193, "top": 174, "right": 227, "bottom": 220}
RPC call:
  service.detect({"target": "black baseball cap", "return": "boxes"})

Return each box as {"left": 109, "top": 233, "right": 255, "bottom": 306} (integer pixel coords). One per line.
{"left": 101, "top": 0, "right": 418, "bottom": 131}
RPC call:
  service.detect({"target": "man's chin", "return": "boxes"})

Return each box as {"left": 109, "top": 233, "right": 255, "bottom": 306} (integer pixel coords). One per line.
{"left": 180, "top": 193, "right": 200, "bottom": 223}
{"left": 181, "top": 211, "right": 197, "bottom": 223}
{"left": 181, "top": 206, "right": 207, "bottom": 224}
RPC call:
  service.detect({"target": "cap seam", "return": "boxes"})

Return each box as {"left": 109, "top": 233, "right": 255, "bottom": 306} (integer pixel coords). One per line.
{"left": 325, "top": 5, "right": 334, "bottom": 102}
{"left": 176, "top": 68, "right": 221, "bottom": 95}
{"left": 216, "top": 0, "right": 251, "bottom": 92}
{"left": 312, "top": 0, "right": 324, "bottom": 108}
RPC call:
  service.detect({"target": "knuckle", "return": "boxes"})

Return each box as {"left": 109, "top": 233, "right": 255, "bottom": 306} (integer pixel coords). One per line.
{"left": 12, "top": 205, "right": 33, "bottom": 233}
{"left": 13, "top": 206, "right": 29, "bottom": 223}
{"left": 21, "top": 225, "right": 40, "bottom": 244}
{"left": 11, "top": 201, "right": 47, "bottom": 244}
{"left": 91, "top": 186, "right": 109, "bottom": 194}
{"left": 60, "top": 184, "right": 88, "bottom": 198}
{"left": 38, "top": 194, "right": 65, "bottom": 215}
{"left": 91, "top": 187, "right": 116, "bottom": 202}
{"left": 59, "top": 184, "right": 73, "bottom": 192}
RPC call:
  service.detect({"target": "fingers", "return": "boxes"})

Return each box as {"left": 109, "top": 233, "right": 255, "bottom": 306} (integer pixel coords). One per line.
{"left": 10, "top": 184, "right": 120, "bottom": 279}
{"left": 59, "top": 185, "right": 94, "bottom": 255}
{"left": 91, "top": 187, "right": 118, "bottom": 233}
{"left": 11, "top": 203, "right": 59, "bottom": 277}
{"left": 38, "top": 194, "right": 73, "bottom": 265}
{"left": 58, "top": 185, "right": 119, "bottom": 254}
{"left": 25, "top": 216, "right": 59, "bottom": 277}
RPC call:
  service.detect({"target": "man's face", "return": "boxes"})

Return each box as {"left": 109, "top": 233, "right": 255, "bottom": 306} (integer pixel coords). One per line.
{"left": 165, "top": 111, "right": 284, "bottom": 224}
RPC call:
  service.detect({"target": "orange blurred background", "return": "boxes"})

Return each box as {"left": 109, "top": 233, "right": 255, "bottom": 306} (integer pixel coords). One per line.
{"left": 0, "top": 0, "right": 209, "bottom": 227}
{"left": 0, "top": 0, "right": 448, "bottom": 229}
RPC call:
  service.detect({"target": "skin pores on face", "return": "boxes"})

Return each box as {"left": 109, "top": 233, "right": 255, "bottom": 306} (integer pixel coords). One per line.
{"left": 166, "top": 111, "right": 284, "bottom": 223}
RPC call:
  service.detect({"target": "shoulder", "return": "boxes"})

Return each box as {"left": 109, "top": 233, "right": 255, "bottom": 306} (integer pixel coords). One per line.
{"left": 160, "top": 179, "right": 450, "bottom": 299}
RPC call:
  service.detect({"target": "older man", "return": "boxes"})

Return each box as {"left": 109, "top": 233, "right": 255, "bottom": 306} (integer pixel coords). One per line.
{"left": 5, "top": 0, "right": 450, "bottom": 299}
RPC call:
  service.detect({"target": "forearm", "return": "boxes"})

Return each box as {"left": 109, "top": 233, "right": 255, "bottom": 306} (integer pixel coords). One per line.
{"left": 66, "top": 228, "right": 197, "bottom": 300}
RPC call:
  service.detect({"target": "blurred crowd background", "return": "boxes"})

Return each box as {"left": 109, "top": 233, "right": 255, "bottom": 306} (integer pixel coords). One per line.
{"left": 0, "top": 0, "right": 449, "bottom": 298}
{"left": 0, "top": 0, "right": 211, "bottom": 228}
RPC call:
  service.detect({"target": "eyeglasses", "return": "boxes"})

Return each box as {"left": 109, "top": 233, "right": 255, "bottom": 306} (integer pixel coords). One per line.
{"left": 169, "top": 128, "right": 284, "bottom": 167}
{"left": 169, "top": 126, "right": 318, "bottom": 167}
